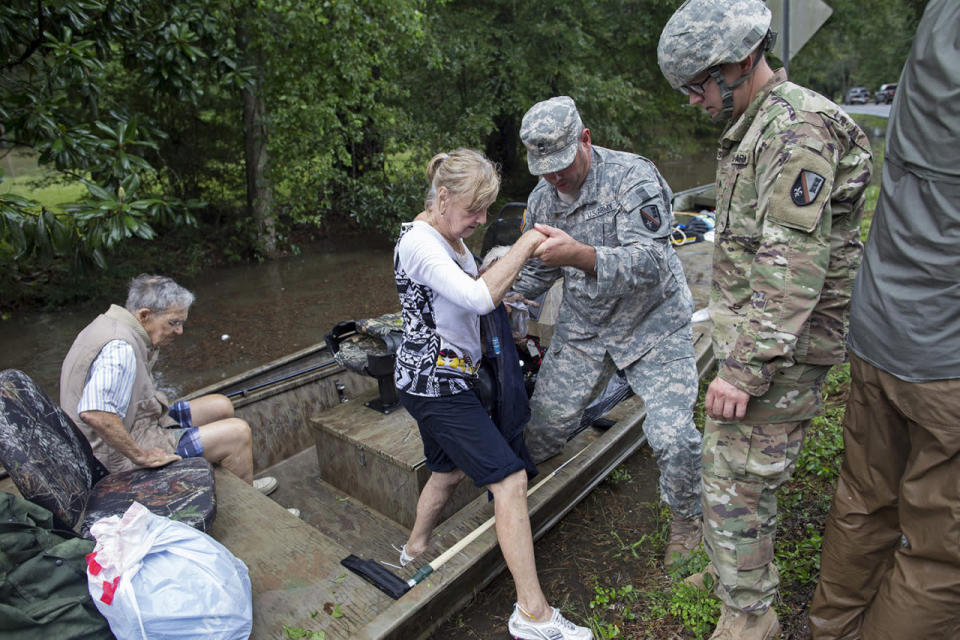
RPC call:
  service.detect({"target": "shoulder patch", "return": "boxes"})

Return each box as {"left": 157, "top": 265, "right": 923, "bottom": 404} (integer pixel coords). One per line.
{"left": 790, "top": 170, "right": 826, "bottom": 206}
{"left": 640, "top": 205, "right": 661, "bottom": 232}
{"left": 769, "top": 149, "right": 834, "bottom": 233}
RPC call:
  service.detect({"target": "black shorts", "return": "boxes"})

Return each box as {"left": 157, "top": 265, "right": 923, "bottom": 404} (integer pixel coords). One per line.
{"left": 399, "top": 389, "right": 537, "bottom": 487}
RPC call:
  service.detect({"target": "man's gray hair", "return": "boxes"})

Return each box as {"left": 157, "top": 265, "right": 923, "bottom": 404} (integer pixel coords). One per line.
{"left": 125, "top": 274, "right": 195, "bottom": 313}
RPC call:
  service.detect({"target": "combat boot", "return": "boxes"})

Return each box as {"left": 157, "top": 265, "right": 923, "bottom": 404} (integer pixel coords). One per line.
{"left": 709, "top": 604, "right": 780, "bottom": 640}
{"left": 664, "top": 515, "right": 702, "bottom": 567}
{"left": 684, "top": 561, "right": 718, "bottom": 592}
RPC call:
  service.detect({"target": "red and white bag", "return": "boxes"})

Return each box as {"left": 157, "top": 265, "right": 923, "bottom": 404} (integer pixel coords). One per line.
{"left": 86, "top": 502, "right": 252, "bottom": 640}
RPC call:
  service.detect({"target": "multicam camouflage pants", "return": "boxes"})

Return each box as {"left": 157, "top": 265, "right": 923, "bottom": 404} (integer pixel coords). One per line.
{"left": 525, "top": 323, "right": 702, "bottom": 519}
{"left": 702, "top": 362, "right": 831, "bottom": 613}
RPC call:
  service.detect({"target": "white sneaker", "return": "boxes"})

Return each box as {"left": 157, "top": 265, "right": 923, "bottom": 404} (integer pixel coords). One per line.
{"left": 392, "top": 543, "right": 415, "bottom": 567}
{"left": 286, "top": 508, "right": 301, "bottom": 518}
{"left": 507, "top": 604, "right": 593, "bottom": 640}
{"left": 253, "top": 476, "right": 278, "bottom": 496}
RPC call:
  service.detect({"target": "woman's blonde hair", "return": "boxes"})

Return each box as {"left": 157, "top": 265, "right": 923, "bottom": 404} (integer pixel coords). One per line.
{"left": 424, "top": 148, "right": 500, "bottom": 213}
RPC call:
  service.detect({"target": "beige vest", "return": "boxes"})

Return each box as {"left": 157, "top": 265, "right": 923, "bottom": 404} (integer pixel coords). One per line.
{"left": 60, "top": 305, "right": 178, "bottom": 473}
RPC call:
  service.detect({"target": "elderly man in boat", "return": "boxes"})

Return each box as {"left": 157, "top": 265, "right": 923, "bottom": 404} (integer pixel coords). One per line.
{"left": 60, "top": 274, "right": 283, "bottom": 498}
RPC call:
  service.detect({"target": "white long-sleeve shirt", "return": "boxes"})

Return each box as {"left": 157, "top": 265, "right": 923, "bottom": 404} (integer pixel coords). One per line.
{"left": 393, "top": 221, "right": 494, "bottom": 396}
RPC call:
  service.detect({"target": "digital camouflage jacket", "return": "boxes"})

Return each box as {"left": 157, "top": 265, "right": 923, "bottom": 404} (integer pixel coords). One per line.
{"left": 514, "top": 146, "right": 694, "bottom": 370}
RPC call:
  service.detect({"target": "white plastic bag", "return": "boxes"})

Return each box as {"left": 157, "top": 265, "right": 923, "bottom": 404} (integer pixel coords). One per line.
{"left": 85, "top": 502, "right": 252, "bottom": 640}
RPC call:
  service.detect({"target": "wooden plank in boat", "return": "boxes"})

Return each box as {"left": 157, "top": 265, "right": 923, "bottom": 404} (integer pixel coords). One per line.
{"left": 209, "top": 467, "right": 401, "bottom": 639}
{"left": 310, "top": 394, "right": 484, "bottom": 528}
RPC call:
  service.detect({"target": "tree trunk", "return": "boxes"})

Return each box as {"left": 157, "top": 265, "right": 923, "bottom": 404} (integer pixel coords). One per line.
{"left": 243, "top": 75, "right": 276, "bottom": 258}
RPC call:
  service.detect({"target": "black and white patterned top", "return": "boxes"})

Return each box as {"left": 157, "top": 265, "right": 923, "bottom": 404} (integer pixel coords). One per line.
{"left": 393, "top": 221, "right": 494, "bottom": 397}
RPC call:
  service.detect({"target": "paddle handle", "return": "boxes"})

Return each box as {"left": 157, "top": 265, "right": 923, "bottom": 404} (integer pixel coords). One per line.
{"left": 423, "top": 446, "right": 588, "bottom": 574}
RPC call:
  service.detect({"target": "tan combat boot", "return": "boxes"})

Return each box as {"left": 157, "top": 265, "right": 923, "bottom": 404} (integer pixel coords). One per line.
{"left": 709, "top": 604, "right": 780, "bottom": 640}
{"left": 664, "top": 515, "right": 702, "bottom": 566}
{"left": 684, "top": 561, "right": 718, "bottom": 592}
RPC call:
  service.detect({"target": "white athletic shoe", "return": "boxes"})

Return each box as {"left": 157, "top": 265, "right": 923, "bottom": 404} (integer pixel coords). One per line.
{"left": 507, "top": 604, "right": 593, "bottom": 640}
{"left": 392, "top": 543, "right": 415, "bottom": 567}
{"left": 253, "top": 476, "right": 278, "bottom": 496}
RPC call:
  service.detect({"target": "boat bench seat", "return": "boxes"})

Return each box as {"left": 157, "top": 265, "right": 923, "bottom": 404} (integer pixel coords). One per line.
{"left": 309, "top": 391, "right": 483, "bottom": 528}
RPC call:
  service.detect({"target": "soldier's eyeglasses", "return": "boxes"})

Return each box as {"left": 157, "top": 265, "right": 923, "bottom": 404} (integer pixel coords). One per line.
{"left": 680, "top": 67, "right": 716, "bottom": 97}
{"left": 680, "top": 75, "right": 711, "bottom": 96}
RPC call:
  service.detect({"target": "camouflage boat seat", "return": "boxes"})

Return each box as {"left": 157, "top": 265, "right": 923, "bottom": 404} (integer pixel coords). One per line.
{"left": 0, "top": 369, "right": 216, "bottom": 538}
{"left": 325, "top": 313, "right": 403, "bottom": 414}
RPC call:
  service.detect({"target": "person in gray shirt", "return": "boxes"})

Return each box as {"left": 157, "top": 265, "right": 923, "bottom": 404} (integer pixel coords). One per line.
{"left": 809, "top": 1, "right": 960, "bottom": 638}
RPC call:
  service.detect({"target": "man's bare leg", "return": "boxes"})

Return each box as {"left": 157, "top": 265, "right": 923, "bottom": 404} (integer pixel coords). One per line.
{"left": 196, "top": 418, "right": 254, "bottom": 483}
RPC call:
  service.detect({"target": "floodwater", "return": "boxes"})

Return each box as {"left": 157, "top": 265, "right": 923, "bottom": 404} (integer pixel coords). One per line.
{"left": 1, "top": 150, "right": 717, "bottom": 400}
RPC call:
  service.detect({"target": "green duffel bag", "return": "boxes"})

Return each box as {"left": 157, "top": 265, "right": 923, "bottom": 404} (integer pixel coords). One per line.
{"left": 0, "top": 492, "right": 113, "bottom": 639}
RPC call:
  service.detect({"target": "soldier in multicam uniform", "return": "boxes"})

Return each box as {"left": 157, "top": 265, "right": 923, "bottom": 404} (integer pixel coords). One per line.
{"left": 513, "top": 96, "right": 704, "bottom": 567}
{"left": 658, "top": 1, "right": 872, "bottom": 638}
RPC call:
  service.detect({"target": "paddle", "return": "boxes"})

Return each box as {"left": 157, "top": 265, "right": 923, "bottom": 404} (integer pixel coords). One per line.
{"left": 341, "top": 445, "right": 589, "bottom": 599}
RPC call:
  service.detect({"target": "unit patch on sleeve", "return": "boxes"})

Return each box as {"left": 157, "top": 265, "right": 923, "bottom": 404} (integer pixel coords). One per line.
{"left": 790, "top": 170, "right": 826, "bottom": 206}
{"left": 640, "top": 205, "right": 661, "bottom": 232}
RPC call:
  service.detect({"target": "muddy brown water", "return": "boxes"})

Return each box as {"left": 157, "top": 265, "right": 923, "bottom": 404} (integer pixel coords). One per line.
{"left": 0, "top": 236, "right": 400, "bottom": 400}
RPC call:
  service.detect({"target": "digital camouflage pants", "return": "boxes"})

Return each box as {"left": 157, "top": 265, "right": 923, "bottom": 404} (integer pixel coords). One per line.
{"left": 702, "top": 362, "right": 830, "bottom": 613}
{"left": 525, "top": 323, "right": 702, "bottom": 519}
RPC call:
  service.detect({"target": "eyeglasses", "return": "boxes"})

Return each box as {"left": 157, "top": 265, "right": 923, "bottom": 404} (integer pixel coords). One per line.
{"left": 167, "top": 319, "right": 185, "bottom": 329}
{"left": 680, "top": 70, "right": 715, "bottom": 96}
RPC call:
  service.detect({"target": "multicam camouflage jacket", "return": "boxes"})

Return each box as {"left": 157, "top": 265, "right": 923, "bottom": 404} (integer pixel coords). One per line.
{"left": 710, "top": 69, "right": 873, "bottom": 396}
{"left": 513, "top": 146, "right": 694, "bottom": 369}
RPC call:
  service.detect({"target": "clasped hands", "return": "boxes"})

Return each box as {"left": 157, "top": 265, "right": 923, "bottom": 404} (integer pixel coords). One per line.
{"left": 521, "top": 223, "right": 596, "bottom": 272}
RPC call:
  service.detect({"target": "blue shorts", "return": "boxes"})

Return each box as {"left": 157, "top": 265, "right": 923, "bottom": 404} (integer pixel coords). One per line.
{"left": 399, "top": 389, "right": 537, "bottom": 487}
{"left": 169, "top": 401, "right": 204, "bottom": 458}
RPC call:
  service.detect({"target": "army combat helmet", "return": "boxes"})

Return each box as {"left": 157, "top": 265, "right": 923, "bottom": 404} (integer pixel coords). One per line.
{"left": 658, "top": 0, "right": 776, "bottom": 121}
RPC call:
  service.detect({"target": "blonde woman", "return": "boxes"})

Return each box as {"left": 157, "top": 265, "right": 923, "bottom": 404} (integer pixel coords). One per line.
{"left": 393, "top": 148, "right": 592, "bottom": 640}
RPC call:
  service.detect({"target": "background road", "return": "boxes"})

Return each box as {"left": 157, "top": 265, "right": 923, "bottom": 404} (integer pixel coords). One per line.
{"left": 843, "top": 103, "right": 892, "bottom": 118}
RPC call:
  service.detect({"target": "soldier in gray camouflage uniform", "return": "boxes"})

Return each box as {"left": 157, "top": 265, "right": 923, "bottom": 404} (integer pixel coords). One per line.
{"left": 513, "top": 96, "right": 703, "bottom": 567}
{"left": 658, "top": 1, "right": 872, "bottom": 639}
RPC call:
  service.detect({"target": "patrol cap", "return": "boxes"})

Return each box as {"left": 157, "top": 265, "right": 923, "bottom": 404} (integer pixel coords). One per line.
{"left": 520, "top": 96, "right": 584, "bottom": 175}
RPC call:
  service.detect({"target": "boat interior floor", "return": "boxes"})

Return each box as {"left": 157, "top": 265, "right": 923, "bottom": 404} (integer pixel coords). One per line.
{"left": 210, "top": 391, "right": 652, "bottom": 639}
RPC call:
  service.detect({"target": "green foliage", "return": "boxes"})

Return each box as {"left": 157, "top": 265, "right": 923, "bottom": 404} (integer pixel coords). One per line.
{"left": 606, "top": 465, "right": 633, "bottom": 485}
{"left": 282, "top": 625, "right": 325, "bottom": 640}
{"left": 825, "top": 363, "right": 851, "bottom": 398}
{"left": 797, "top": 407, "right": 845, "bottom": 481}
{"left": 1, "top": 0, "right": 243, "bottom": 273}
{"left": 587, "top": 580, "right": 640, "bottom": 639}
{"left": 775, "top": 523, "right": 823, "bottom": 586}
{"left": 789, "top": 0, "right": 921, "bottom": 100}
{"left": 668, "top": 580, "right": 722, "bottom": 640}
{"left": 610, "top": 530, "right": 648, "bottom": 561}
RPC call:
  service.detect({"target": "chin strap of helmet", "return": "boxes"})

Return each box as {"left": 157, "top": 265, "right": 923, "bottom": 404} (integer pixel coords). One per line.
{"left": 709, "top": 30, "right": 778, "bottom": 122}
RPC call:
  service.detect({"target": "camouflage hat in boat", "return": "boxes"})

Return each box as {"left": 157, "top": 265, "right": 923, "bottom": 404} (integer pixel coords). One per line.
{"left": 520, "top": 96, "right": 584, "bottom": 176}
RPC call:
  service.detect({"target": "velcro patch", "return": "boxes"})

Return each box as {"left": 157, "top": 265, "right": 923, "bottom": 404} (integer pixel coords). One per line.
{"left": 640, "top": 205, "right": 661, "bottom": 232}
{"left": 790, "top": 170, "right": 826, "bottom": 206}
{"left": 769, "top": 149, "right": 833, "bottom": 233}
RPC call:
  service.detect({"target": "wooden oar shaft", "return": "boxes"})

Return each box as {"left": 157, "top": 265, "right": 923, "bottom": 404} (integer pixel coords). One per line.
{"left": 408, "top": 445, "right": 589, "bottom": 586}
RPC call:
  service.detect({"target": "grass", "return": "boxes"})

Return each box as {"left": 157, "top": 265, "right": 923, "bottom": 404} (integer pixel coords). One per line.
{"left": 0, "top": 167, "right": 87, "bottom": 212}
